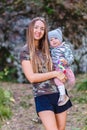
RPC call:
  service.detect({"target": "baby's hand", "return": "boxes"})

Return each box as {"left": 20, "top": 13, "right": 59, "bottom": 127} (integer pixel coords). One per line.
{"left": 60, "top": 58, "right": 68, "bottom": 65}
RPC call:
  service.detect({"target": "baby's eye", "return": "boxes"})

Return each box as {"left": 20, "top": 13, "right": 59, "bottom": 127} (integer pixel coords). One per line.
{"left": 50, "top": 39, "right": 53, "bottom": 41}
{"left": 55, "top": 38, "right": 58, "bottom": 39}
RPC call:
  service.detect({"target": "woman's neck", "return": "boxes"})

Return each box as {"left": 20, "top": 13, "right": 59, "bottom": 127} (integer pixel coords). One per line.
{"left": 34, "top": 40, "right": 39, "bottom": 50}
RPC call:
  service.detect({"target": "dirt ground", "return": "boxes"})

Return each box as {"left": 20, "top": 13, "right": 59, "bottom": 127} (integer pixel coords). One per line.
{"left": 0, "top": 82, "right": 87, "bottom": 130}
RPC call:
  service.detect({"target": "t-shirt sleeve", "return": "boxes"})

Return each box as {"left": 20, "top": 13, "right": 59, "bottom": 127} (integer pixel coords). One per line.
{"left": 20, "top": 44, "right": 30, "bottom": 63}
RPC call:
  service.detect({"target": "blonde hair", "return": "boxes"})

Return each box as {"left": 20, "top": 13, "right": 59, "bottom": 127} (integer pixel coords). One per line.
{"left": 27, "top": 17, "right": 52, "bottom": 73}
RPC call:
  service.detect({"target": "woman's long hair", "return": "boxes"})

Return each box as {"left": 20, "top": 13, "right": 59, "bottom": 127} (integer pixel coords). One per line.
{"left": 27, "top": 17, "right": 52, "bottom": 73}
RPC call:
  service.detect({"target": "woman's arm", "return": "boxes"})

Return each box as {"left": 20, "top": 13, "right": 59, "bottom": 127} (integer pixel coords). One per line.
{"left": 21, "top": 60, "right": 66, "bottom": 83}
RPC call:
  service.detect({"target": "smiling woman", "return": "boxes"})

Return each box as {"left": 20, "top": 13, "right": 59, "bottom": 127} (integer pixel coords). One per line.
{"left": 34, "top": 20, "right": 45, "bottom": 41}
{"left": 20, "top": 17, "right": 72, "bottom": 130}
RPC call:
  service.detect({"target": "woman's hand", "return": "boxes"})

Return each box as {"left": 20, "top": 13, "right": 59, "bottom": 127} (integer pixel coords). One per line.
{"left": 55, "top": 71, "right": 67, "bottom": 83}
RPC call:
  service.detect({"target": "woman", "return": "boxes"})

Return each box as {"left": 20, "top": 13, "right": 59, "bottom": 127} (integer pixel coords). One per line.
{"left": 20, "top": 17, "right": 72, "bottom": 130}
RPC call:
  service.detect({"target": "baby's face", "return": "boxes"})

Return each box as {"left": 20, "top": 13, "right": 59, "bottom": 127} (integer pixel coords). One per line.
{"left": 49, "top": 37, "right": 61, "bottom": 48}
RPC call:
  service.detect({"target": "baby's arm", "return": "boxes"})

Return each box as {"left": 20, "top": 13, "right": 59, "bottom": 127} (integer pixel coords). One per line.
{"left": 64, "top": 44, "right": 74, "bottom": 65}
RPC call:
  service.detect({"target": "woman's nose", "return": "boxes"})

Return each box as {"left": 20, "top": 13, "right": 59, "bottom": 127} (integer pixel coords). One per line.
{"left": 37, "top": 28, "right": 41, "bottom": 32}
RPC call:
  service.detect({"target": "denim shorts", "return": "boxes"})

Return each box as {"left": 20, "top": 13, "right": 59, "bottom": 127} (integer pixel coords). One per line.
{"left": 34, "top": 92, "right": 72, "bottom": 114}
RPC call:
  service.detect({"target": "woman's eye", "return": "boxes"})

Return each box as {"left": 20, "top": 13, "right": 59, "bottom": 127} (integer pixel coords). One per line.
{"left": 34, "top": 26, "right": 38, "bottom": 29}
{"left": 41, "top": 28, "right": 45, "bottom": 31}
{"left": 34, "top": 26, "right": 45, "bottom": 31}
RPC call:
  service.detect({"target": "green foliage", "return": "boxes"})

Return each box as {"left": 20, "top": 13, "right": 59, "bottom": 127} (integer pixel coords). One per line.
{"left": 71, "top": 126, "right": 87, "bottom": 130}
{"left": 0, "top": 106, "right": 12, "bottom": 120}
{"left": 72, "top": 74, "right": 87, "bottom": 104}
{"left": 76, "top": 95, "right": 87, "bottom": 103}
{"left": 43, "top": 0, "right": 55, "bottom": 14}
{"left": 72, "top": 128, "right": 81, "bottom": 130}
{"left": 0, "top": 88, "right": 13, "bottom": 121}
{"left": 77, "top": 79, "right": 87, "bottom": 91}
{"left": 82, "top": 126, "right": 87, "bottom": 130}
{"left": 0, "top": 47, "right": 17, "bottom": 82}
{"left": 20, "top": 94, "right": 32, "bottom": 109}
{"left": 72, "top": 93, "right": 87, "bottom": 104}
{"left": 0, "top": 67, "right": 17, "bottom": 82}
{"left": 20, "top": 101, "right": 30, "bottom": 108}
{"left": 44, "top": 6, "right": 54, "bottom": 14}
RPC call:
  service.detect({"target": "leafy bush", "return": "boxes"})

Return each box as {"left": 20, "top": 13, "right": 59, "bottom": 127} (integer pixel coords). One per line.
{"left": 0, "top": 87, "right": 14, "bottom": 121}
{"left": 0, "top": 47, "right": 18, "bottom": 82}
{"left": 0, "top": 67, "right": 17, "bottom": 82}
{"left": 77, "top": 79, "right": 87, "bottom": 91}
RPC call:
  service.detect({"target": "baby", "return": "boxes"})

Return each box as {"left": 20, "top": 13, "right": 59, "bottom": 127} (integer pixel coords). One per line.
{"left": 48, "top": 28, "right": 75, "bottom": 106}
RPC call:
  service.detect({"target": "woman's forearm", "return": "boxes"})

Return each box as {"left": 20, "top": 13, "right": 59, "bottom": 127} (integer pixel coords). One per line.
{"left": 21, "top": 60, "right": 65, "bottom": 83}
{"left": 28, "top": 71, "right": 57, "bottom": 83}
{"left": 21, "top": 60, "right": 60, "bottom": 83}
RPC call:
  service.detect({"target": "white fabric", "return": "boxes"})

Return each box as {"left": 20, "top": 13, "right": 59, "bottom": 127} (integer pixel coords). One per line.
{"left": 58, "top": 85, "right": 65, "bottom": 95}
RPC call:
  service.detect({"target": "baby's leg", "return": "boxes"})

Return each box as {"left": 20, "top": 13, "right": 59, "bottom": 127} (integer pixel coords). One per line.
{"left": 65, "top": 68, "right": 76, "bottom": 90}
{"left": 54, "top": 78, "right": 69, "bottom": 106}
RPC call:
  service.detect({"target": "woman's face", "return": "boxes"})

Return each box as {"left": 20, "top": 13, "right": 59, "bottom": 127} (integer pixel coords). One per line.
{"left": 34, "top": 20, "right": 45, "bottom": 41}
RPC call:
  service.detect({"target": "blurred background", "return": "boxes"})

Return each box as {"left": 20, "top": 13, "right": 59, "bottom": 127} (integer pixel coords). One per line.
{"left": 0, "top": 0, "right": 87, "bottom": 83}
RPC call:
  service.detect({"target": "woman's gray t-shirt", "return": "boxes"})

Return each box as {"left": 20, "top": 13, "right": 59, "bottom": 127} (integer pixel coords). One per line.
{"left": 20, "top": 44, "right": 59, "bottom": 97}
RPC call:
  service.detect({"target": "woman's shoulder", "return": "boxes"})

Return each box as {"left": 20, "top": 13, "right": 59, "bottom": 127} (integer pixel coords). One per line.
{"left": 20, "top": 44, "right": 30, "bottom": 62}
{"left": 20, "top": 44, "right": 29, "bottom": 52}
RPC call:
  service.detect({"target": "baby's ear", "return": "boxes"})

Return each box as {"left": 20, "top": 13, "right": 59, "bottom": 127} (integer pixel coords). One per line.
{"left": 56, "top": 28, "right": 62, "bottom": 35}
